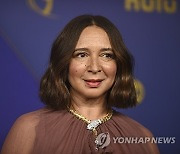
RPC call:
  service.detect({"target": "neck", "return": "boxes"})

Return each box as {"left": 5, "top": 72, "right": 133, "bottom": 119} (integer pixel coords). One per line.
{"left": 70, "top": 95, "right": 109, "bottom": 120}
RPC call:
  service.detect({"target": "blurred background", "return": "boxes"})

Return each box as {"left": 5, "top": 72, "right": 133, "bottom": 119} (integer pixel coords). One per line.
{"left": 0, "top": 0, "right": 179, "bottom": 153}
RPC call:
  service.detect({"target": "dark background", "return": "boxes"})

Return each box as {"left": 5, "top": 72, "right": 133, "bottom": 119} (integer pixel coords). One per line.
{"left": 0, "top": 0, "right": 180, "bottom": 153}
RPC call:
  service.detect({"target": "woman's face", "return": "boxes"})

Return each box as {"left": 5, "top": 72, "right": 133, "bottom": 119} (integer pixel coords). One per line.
{"left": 68, "top": 26, "right": 117, "bottom": 99}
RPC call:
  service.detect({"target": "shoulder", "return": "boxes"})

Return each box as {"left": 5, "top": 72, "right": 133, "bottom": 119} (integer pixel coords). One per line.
{"left": 15, "top": 110, "right": 40, "bottom": 125}
{"left": 11, "top": 109, "right": 45, "bottom": 131}
{"left": 113, "top": 111, "right": 153, "bottom": 137}
{"left": 17, "top": 108, "right": 47, "bottom": 122}
{"left": 1, "top": 109, "right": 44, "bottom": 154}
{"left": 111, "top": 111, "right": 160, "bottom": 153}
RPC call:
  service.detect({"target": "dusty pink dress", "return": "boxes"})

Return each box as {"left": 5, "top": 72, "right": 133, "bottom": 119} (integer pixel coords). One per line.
{"left": 30, "top": 109, "right": 159, "bottom": 154}
{"left": 1, "top": 108, "right": 159, "bottom": 154}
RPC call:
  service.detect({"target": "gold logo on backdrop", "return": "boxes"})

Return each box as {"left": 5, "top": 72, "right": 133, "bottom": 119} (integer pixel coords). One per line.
{"left": 125, "top": 0, "right": 177, "bottom": 14}
{"left": 134, "top": 79, "right": 145, "bottom": 104}
{"left": 27, "top": 0, "right": 55, "bottom": 17}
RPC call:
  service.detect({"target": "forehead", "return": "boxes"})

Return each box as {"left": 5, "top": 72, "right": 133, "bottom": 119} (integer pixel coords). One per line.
{"left": 76, "top": 26, "right": 111, "bottom": 47}
{"left": 80, "top": 26, "right": 108, "bottom": 37}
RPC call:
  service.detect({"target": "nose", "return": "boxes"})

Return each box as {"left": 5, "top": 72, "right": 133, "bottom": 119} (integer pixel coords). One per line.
{"left": 87, "top": 57, "right": 102, "bottom": 73}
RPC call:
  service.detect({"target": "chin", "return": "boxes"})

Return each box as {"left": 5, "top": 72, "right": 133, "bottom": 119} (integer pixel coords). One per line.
{"left": 82, "top": 91, "right": 107, "bottom": 99}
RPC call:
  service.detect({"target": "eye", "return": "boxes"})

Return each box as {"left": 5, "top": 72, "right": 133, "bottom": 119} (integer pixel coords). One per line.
{"left": 73, "top": 52, "right": 88, "bottom": 58}
{"left": 101, "top": 53, "right": 115, "bottom": 59}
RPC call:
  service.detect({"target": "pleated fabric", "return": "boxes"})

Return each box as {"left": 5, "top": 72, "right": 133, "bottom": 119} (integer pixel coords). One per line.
{"left": 31, "top": 109, "right": 159, "bottom": 154}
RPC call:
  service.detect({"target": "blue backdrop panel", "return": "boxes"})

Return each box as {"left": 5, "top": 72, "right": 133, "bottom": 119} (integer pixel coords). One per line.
{"left": 0, "top": 0, "right": 180, "bottom": 153}
{"left": 0, "top": 35, "right": 43, "bottom": 148}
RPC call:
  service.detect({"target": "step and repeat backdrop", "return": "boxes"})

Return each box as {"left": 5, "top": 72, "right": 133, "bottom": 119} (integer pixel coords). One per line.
{"left": 0, "top": 0, "right": 179, "bottom": 153}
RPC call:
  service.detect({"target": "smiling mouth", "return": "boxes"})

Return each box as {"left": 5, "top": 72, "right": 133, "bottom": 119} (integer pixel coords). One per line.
{"left": 83, "top": 79, "right": 104, "bottom": 88}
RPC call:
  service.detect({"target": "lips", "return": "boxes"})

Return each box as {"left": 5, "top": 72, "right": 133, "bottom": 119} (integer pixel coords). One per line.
{"left": 83, "top": 79, "right": 104, "bottom": 88}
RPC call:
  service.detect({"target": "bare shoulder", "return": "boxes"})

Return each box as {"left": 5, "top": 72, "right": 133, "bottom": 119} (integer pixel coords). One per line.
{"left": 1, "top": 109, "right": 44, "bottom": 154}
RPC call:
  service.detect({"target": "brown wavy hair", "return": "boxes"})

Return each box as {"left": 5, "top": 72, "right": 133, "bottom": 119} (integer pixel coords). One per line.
{"left": 39, "top": 15, "right": 137, "bottom": 110}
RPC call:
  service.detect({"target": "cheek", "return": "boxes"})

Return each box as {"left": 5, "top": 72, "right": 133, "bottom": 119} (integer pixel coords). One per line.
{"left": 104, "top": 63, "right": 117, "bottom": 78}
{"left": 68, "top": 61, "right": 86, "bottom": 79}
{"left": 69, "top": 65, "right": 78, "bottom": 79}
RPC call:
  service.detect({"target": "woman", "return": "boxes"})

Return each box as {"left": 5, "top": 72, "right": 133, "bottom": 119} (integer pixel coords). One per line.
{"left": 1, "top": 15, "right": 159, "bottom": 154}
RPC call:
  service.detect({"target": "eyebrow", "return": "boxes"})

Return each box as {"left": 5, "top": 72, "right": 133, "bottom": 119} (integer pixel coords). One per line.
{"left": 100, "top": 48, "right": 113, "bottom": 52}
{"left": 74, "top": 48, "right": 88, "bottom": 52}
{"left": 74, "top": 47, "right": 113, "bottom": 52}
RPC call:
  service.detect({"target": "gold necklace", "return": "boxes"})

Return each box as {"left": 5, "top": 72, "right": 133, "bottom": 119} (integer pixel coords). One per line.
{"left": 68, "top": 108, "right": 113, "bottom": 136}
